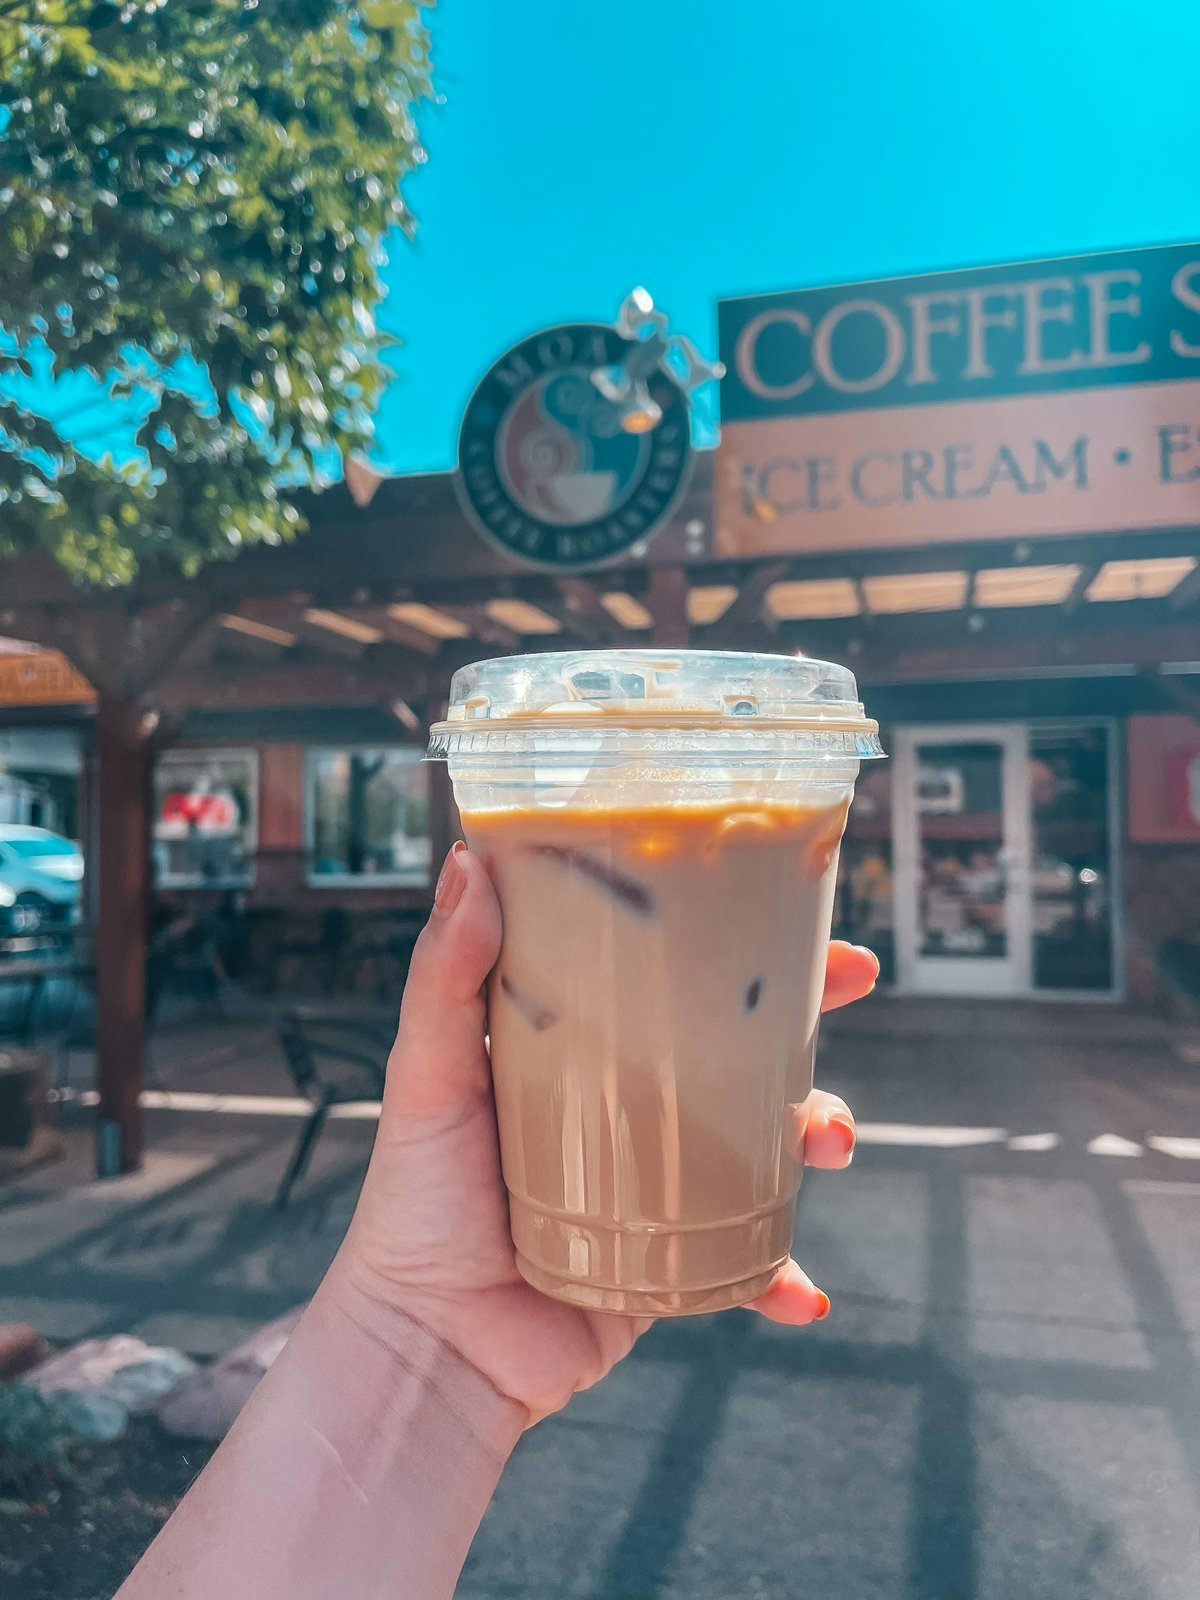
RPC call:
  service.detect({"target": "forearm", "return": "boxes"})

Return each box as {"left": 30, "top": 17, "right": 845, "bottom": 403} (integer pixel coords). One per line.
{"left": 118, "top": 1267, "right": 526, "bottom": 1600}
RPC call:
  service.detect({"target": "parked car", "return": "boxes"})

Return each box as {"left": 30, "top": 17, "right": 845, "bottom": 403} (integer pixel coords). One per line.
{"left": 0, "top": 825, "right": 84, "bottom": 934}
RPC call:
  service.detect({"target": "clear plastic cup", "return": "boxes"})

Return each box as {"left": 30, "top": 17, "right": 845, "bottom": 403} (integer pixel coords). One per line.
{"left": 428, "top": 649, "right": 883, "bottom": 1316}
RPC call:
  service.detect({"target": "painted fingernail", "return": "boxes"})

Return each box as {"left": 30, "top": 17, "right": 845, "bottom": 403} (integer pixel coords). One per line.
{"left": 434, "top": 840, "right": 468, "bottom": 915}
{"left": 827, "top": 1110, "right": 856, "bottom": 1161}
{"left": 852, "top": 945, "right": 881, "bottom": 980}
{"left": 813, "top": 1291, "right": 831, "bottom": 1321}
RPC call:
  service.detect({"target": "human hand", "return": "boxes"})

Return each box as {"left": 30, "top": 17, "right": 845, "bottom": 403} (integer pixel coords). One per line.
{"left": 328, "top": 844, "right": 877, "bottom": 1424}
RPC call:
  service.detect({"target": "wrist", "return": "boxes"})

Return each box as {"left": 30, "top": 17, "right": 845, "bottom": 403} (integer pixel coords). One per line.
{"left": 119, "top": 1260, "right": 525, "bottom": 1600}
{"left": 313, "top": 1252, "right": 529, "bottom": 1449}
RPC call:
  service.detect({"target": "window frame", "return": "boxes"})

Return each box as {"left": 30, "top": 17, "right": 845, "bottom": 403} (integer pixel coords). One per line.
{"left": 153, "top": 746, "right": 260, "bottom": 890}
{"left": 303, "top": 743, "right": 431, "bottom": 890}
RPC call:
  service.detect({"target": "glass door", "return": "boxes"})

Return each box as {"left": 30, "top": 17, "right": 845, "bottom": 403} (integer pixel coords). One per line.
{"left": 893, "top": 725, "right": 1032, "bottom": 996}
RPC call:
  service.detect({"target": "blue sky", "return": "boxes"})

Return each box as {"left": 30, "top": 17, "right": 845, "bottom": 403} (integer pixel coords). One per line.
{"left": 13, "top": 0, "right": 1200, "bottom": 475}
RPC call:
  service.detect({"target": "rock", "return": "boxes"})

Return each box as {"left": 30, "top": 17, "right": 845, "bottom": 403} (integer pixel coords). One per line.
{"left": 53, "top": 1389, "right": 128, "bottom": 1442}
{"left": 26, "top": 1335, "right": 196, "bottom": 1414}
{"left": 0, "top": 1324, "right": 49, "bottom": 1381}
{"left": 156, "top": 1308, "right": 303, "bottom": 1442}
{"left": 102, "top": 1349, "right": 198, "bottom": 1411}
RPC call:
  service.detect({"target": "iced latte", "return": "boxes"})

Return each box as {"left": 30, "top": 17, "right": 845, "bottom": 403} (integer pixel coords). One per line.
{"left": 430, "top": 650, "right": 881, "bottom": 1316}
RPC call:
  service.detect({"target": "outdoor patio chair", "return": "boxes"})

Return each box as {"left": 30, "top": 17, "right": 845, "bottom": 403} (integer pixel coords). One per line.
{"left": 272, "top": 908, "right": 353, "bottom": 995}
{"left": 274, "top": 1010, "right": 391, "bottom": 1207}
{"left": 0, "top": 969, "right": 46, "bottom": 1049}
{"left": 150, "top": 918, "right": 226, "bottom": 1022}
{"left": 344, "top": 909, "right": 426, "bottom": 1000}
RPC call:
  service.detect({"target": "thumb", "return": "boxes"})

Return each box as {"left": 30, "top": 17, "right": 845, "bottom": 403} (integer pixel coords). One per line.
{"left": 382, "top": 843, "right": 502, "bottom": 1122}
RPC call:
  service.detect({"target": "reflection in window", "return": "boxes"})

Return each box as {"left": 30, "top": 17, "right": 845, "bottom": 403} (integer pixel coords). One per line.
{"left": 915, "top": 742, "right": 1008, "bottom": 961}
{"left": 154, "top": 750, "right": 257, "bottom": 888}
{"left": 834, "top": 759, "right": 895, "bottom": 983}
{"left": 307, "top": 749, "right": 431, "bottom": 885}
{"left": 1030, "top": 726, "right": 1112, "bottom": 991}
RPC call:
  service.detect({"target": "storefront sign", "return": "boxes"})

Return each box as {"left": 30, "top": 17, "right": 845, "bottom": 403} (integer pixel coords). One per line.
{"left": 1128, "top": 715, "right": 1200, "bottom": 843}
{"left": 1168, "top": 748, "right": 1200, "bottom": 830}
{"left": 0, "top": 651, "right": 94, "bottom": 708}
{"left": 716, "top": 242, "right": 1200, "bottom": 556}
{"left": 157, "top": 788, "right": 240, "bottom": 836}
{"left": 457, "top": 310, "right": 692, "bottom": 570}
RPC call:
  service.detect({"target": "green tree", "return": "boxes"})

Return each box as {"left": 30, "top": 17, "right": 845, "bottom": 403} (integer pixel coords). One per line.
{"left": 0, "top": 0, "right": 430, "bottom": 583}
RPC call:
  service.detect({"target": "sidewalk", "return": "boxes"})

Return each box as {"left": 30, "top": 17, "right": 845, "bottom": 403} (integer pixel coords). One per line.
{"left": 2, "top": 991, "right": 1197, "bottom": 1356}
{"left": 2, "top": 993, "right": 1198, "bottom": 1599}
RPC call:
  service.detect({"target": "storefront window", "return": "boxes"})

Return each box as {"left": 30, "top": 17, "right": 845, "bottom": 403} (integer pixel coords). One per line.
{"left": 834, "top": 758, "right": 895, "bottom": 983}
{"left": 913, "top": 741, "right": 1008, "bottom": 962}
{"left": 0, "top": 728, "right": 87, "bottom": 940}
{"left": 306, "top": 748, "right": 431, "bottom": 886}
{"left": 153, "top": 750, "right": 258, "bottom": 888}
{"left": 1030, "top": 725, "right": 1113, "bottom": 991}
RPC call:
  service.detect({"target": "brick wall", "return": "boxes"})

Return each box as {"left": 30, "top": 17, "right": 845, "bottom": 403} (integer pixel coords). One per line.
{"left": 1123, "top": 843, "right": 1200, "bottom": 1006}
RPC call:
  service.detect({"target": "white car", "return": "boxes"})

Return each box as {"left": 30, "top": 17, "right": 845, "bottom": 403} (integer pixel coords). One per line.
{"left": 0, "top": 825, "right": 85, "bottom": 934}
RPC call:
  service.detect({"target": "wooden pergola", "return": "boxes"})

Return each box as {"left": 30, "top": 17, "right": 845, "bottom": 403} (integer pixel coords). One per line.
{"left": 3, "top": 448, "right": 1199, "bottom": 1170}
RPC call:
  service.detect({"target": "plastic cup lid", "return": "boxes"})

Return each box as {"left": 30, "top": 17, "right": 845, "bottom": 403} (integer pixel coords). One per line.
{"left": 428, "top": 648, "right": 882, "bottom": 750}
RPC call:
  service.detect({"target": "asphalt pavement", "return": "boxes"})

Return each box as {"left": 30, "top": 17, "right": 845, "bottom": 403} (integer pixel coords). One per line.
{"left": 1, "top": 993, "right": 1198, "bottom": 1600}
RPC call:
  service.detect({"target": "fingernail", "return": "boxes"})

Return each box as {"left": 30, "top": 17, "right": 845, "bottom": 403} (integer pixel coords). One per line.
{"left": 434, "top": 841, "right": 467, "bottom": 915}
{"left": 828, "top": 1109, "right": 856, "bottom": 1162}
{"left": 853, "top": 945, "right": 881, "bottom": 980}
{"left": 813, "top": 1291, "right": 831, "bottom": 1321}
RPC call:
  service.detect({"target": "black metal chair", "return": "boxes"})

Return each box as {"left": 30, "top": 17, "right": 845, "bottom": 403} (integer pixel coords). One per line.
{"left": 274, "top": 1011, "right": 391, "bottom": 1207}
{"left": 272, "top": 908, "right": 354, "bottom": 995}
{"left": 146, "top": 918, "right": 225, "bottom": 1024}
{"left": 0, "top": 970, "right": 46, "bottom": 1049}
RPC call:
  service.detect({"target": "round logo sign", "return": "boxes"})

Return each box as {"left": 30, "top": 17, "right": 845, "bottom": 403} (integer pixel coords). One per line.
{"left": 457, "top": 321, "right": 692, "bottom": 570}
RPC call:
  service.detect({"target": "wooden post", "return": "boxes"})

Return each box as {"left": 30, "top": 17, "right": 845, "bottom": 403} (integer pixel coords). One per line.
{"left": 426, "top": 696, "right": 460, "bottom": 878}
{"left": 94, "top": 693, "right": 149, "bottom": 1174}
{"left": 648, "top": 565, "right": 690, "bottom": 647}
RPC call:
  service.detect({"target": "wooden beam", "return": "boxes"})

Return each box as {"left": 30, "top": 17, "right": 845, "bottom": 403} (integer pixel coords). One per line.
{"left": 546, "top": 578, "right": 615, "bottom": 643}
{"left": 687, "top": 597, "right": 1200, "bottom": 679}
{"left": 440, "top": 605, "right": 519, "bottom": 653}
{"left": 291, "top": 613, "right": 371, "bottom": 660}
{"left": 0, "top": 552, "right": 81, "bottom": 609}
{"left": 127, "top": 597, "right": 229, "bottom": 697}
{"left": 1139, "top": 668, "right": 1200, "bottom": 725}
{"left": 351, "top": 606, "right": 441, "bottom": 656}
{"left": 94, "top": 694, "right": 148, "bottom": 1175}
{"left": 0, "top": 606, "right": 111, "bottom": 690}
{"left": 425, "top": 694, "right": 459, "bottom": 876}
{"left": 707, "top": 560, "right": 790, "bottom": 642}
{"left": 214, "top": 617, "right": 294, "bottom": 661}
{"left": 157, "top": 645, "right": 430, "bottom": 711}
{"left": 1062, "top": 562, "right": 1100, "bottom": 614}
{"left": 1168, "top": 562, "right": 1200, "bottom": 611}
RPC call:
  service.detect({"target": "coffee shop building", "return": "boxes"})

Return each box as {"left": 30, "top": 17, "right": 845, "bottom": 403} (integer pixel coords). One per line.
{"left": 3, "top": 245, "right": 1199, "bottom": 1025}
